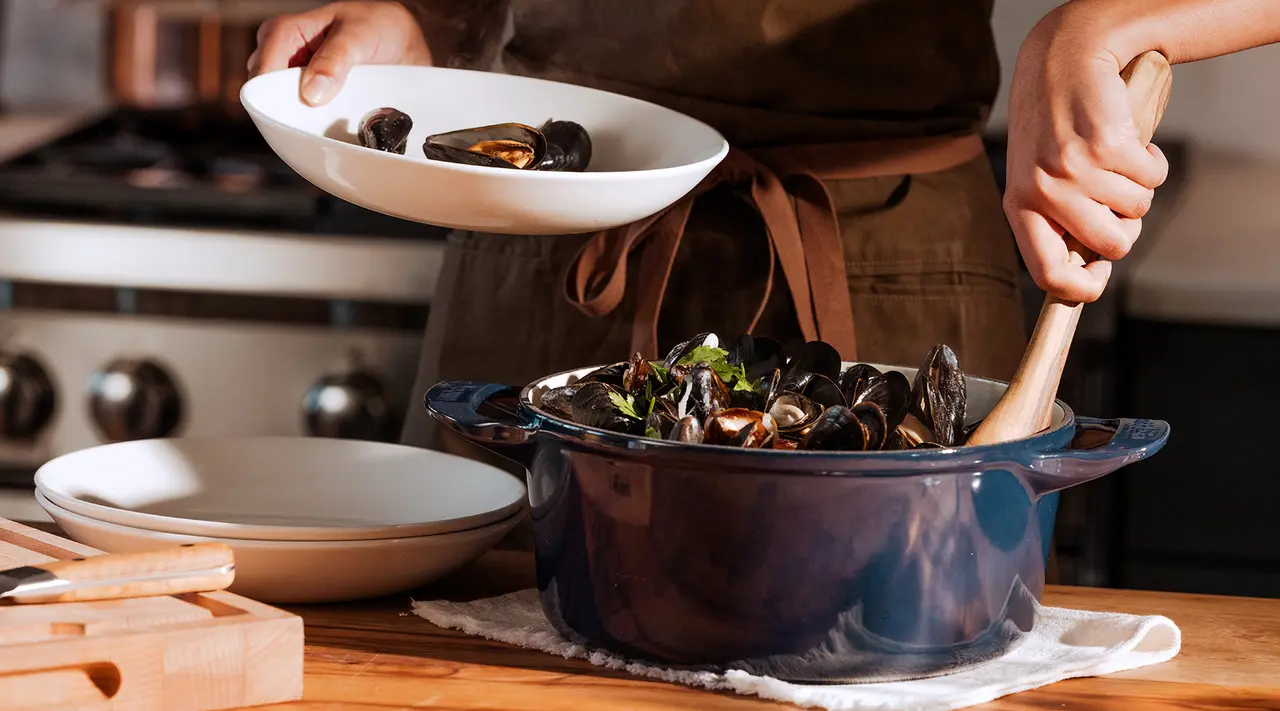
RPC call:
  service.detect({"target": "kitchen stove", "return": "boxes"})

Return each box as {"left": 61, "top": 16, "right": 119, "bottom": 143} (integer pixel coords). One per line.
{"left": 0, "top": 105, "right": 448, "bottom": 523}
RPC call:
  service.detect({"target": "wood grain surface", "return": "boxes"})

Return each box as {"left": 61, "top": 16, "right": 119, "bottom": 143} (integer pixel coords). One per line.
{"left": 239, "top": 550, "right": 1280, "bottom": 711}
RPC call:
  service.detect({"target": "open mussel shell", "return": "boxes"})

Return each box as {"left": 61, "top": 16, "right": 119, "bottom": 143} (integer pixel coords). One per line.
{"left": 358, "top": 107, "right": 412, "bottom": 155}
{"left": 424, "top": 122, "right": 546, "bottom": 170}
{"left": 570, "top": 381, "right": 644, "bottom": 435}
{"left": 535, "top": 119, "right": 591, "bottom": 172}
{"left": 851, "top": 369, "right": 911, "bottom": 432}
{"left": 703, "top": 408, "right": 776, "bottom": 448}
{"left": 766, "top": 392, "right": 823, "bottom": 436}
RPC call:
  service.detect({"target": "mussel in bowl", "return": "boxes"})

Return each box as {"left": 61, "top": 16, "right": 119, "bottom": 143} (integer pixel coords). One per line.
{"left": 534, "top": 332, "right": 983, "bottom": 453}
{"left": 423, "top": 122, "right": 547, "bottom": 169}
{"left": 422, "top": 118, "right": 592, "bottom": 171}
{"left": 358, "top": 107, "right": 413, "bottom": 154}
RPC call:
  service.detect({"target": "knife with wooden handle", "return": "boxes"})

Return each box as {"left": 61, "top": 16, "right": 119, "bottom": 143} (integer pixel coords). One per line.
{"left": 0, "top": 542, "right": 235, "bottom": 604}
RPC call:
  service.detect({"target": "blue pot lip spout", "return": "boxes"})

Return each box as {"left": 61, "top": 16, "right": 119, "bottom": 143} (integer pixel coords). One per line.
{"left": 509, "top": 361, "right": 1085, "bottom": 468}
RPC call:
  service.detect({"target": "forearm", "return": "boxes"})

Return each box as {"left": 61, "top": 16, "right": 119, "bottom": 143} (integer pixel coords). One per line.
{"left": 1041, "top": 0, "right": 1280, "bottom": 68}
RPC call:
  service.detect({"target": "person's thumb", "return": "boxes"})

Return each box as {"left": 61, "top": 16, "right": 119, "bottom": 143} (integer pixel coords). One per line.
{"left": 300, "top": 23, "right": 373, "bottom": 106}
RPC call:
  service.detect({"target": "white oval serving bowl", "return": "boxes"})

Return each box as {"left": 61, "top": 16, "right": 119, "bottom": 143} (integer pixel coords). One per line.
{"left": 34, "top": 436, "right": 527, "bottom": 541}
{"left": 240, "top": 65, "right": 729, "bottom": 235}
{"left": 36, "top": 490, "right": 521, "bottom": 604}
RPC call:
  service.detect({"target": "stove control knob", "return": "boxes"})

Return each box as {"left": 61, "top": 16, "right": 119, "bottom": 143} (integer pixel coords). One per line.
{"left": 302, "top": 369, "right": 400, "bottom": 442}
{"left": 88, "top": 358, "right": 182, "bottom": 442}
{"left": 0, "top": 351, "right": 57, "bottom": 440}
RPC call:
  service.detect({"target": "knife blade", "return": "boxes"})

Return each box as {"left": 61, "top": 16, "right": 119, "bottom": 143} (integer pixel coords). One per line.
{"left": 0, "top": 542, "right": 235, "bottom": 604}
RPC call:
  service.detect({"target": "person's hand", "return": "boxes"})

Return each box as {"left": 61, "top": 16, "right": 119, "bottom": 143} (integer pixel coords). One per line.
{"left": 1004, "top": 7, "right": 1170, "bottom": 303}
{"left": 249, "top": 1, "right": 432, "bottom": 106}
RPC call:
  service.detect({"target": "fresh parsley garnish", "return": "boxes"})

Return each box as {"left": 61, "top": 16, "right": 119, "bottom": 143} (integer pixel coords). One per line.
{"left": 608, "top": 390, "right": 642, "bottom": 419}
{"left": 676, "top": 346, "right": 755, "bottom": 392}
{"left": 644, "top": 426, "right": 661, "bottom": 439}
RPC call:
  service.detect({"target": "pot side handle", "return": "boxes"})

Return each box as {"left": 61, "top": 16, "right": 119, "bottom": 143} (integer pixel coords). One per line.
{"left": 424, "top": 381, "right": 542, "bottom": 462}
{"left": 1024, "top": 417, "right": 1170, "bottom": 497}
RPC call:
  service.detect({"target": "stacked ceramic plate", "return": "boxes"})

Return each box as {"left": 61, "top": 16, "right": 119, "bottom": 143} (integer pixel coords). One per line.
{"left": 33, "top": 436, "right": 527, "bottom": 604}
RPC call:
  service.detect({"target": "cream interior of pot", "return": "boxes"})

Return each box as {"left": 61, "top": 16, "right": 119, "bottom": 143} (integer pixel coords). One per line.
{"left": 526, "top": 362, "right": 1070, "bottom": 439}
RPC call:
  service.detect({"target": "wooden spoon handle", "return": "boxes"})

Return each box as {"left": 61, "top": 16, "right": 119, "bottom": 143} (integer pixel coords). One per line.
{"left": 966, "top": 51, "right": 1172, "bottom": 447}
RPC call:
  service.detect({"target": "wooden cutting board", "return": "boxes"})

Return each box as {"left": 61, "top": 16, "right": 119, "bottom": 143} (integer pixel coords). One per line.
{"left": 0, "top": 518, "right": 303, "bottom": 711}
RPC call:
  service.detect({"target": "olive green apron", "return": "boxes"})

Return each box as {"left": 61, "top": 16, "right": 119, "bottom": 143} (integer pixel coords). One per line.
{"left": 398, "top": 0, "right": 1028, "bottom": 546}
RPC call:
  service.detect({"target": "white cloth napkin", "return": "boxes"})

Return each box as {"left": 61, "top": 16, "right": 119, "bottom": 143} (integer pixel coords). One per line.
{"left": 411, "top": 589, "right": 1181, "bottom": 711}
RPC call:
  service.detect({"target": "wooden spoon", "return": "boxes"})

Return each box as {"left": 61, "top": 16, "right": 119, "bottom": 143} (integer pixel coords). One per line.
{"left": 965, "top": 50, "right": 1173, "bottom": 447}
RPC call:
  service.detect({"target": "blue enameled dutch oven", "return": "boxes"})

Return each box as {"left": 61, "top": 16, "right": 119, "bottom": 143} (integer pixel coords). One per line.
{"left": 425, "top": 363, "right": 1168, "bottom": 683}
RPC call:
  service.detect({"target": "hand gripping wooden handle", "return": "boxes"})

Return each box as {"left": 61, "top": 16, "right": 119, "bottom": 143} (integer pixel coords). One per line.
{"left": 9, "top": 542, "right": 235, "bottom": 604}
{"left": 966, "top": 51, "right": 1172, "bottom": 447}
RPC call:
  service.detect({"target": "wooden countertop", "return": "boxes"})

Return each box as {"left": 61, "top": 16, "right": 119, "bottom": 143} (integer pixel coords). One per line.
{"left": 247, "top": 550, "right": 1280, "bottom": 711}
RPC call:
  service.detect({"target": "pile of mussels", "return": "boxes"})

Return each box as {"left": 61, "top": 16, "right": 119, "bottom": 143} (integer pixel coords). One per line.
{"left": 534, "top": 333, "right": 975, "bottom": 451}
{"left": 356, "top": 107, "right": 591, "bottom": 172}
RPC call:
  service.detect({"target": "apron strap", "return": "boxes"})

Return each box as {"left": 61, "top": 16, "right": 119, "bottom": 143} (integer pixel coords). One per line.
{"left": 563, "top": 134, "right": 986, "bottom": 361}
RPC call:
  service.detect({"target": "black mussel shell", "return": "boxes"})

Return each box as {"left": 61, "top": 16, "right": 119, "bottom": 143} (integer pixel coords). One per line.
{"left": 800, "top": 374, "right": 845, "bottom": 409}
{"left": 725, "top": 334, "right": 786, "bottom": 383}
{"left": 767, "top": 392, "right": 823, "bottom": 436}
{"left": 960, "top": 419, "right": 982, "bottom": 445}
{"left": 424, "top": 122, "right": 546, "bottom": 169}
{"left": 622, "top": 351, "right": 656, "bottom": 396}
{"left": 800, "top": 405, "right": 869, "bottom": 451}
{"left": 358, "top": 107, "right": 412, "bottom": 154}
{"left": 646, "top": 397, "right": 679, "bottom": 439}
{"left": 703, "top": 408, "right": 776, "bottom": 448}
{"left": 423, "top": 143, "right": 522, "bottom": 169}
{"left": 786, "top": 341, "right": 843, "bottom": 384}
{"left": 852, "top": 401, "right": 889, "bottom": 450}
{"left": 662, "top": 332, "right": 719, "bottom": 370}
{"left": 729, "top": 386, "right": 765, "bottom": 411}
{"left": 853, "top": 370, "right": 911, "bottom": 432}
{"left": 579, "top": 362, "right": 627, "bottom": 388}
{"left": 538, "top": 384, "right": 580, "bottom": 419}
{"left": 838, "top": 364, "right": 881, "bottom": 405}
{"left": 569, "top": 381, "right": 644, "bottom": 435}
{"left": 669, "top": 414, "right": 704, "bottom": 444}
{"left": 675, "top": 363, "right": 731, "bottom": 423}
{"left": 909, "top": 344, "right": 967, "bottom": 447}
{"left": 535, "top": 119, "right": 591, "bottom": 172}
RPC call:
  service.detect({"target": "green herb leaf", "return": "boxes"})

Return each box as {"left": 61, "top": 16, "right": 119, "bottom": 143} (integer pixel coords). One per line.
{"left": 677, "top": 345, "right": 729, "bottom": 367}
{"left": 644, "top": 426, "right": 661, "bottom": 439}
{"left": 608, "top": 390, "right": 641, "bottom": 419}
{"left": 650, "top": 363, "right": 668, "bottom": 383}
{"left": 677, "top": 345, "right": 756, "bottom": 392}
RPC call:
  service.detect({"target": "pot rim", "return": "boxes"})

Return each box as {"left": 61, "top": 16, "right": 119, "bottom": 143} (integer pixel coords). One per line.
{"left": 515, "top": 361, "right": 1079, "bottom": 464}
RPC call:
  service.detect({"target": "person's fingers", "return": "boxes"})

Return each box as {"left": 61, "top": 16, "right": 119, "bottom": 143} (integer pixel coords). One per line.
{"left": 299, "top": 20, "right": 380, "bottom": 105}
{"left": 1087, "top": 87, "right": 1170, "bottom": 188}
{"left": 1045, "top": 188, "right": 1143, "bottom": 262}
{"left": 1085, "top": 169, "right": 1155, "bottom": 220}
{"left": 251, "top": 9, "right": 335, "bottom": 77}
{"left": 1007, "top": 203, "right": 1109, "bottom": 303}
